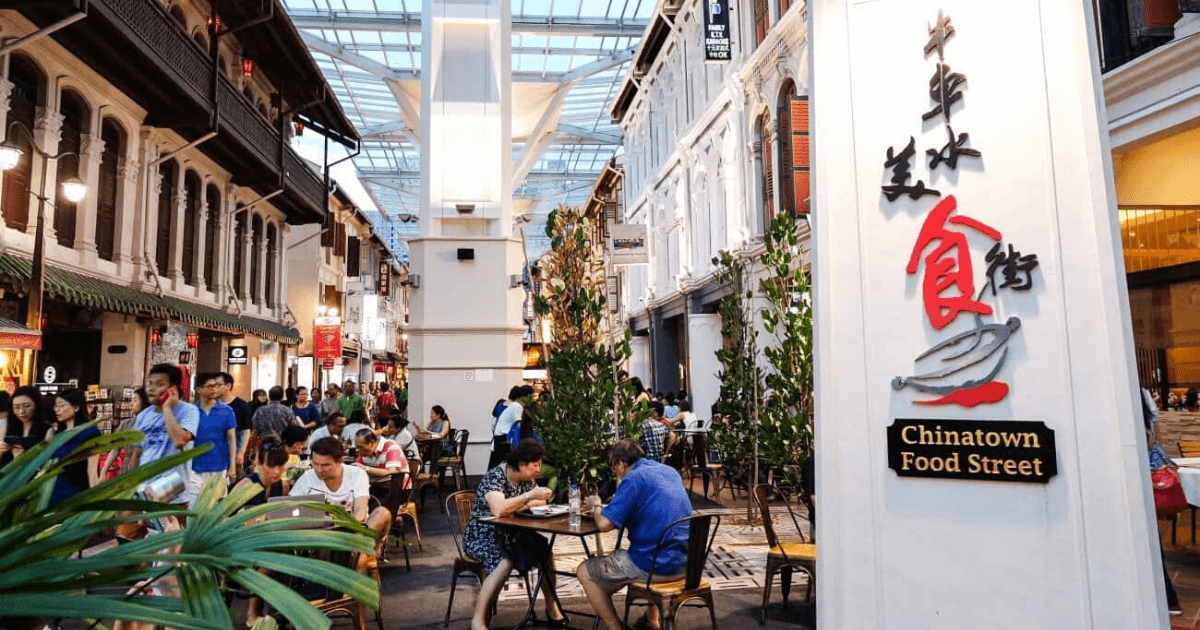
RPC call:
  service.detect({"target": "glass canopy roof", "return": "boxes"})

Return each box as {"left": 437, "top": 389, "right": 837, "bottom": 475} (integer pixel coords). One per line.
{"left": 281, "top": 0, "right": 652, "bottom": 259}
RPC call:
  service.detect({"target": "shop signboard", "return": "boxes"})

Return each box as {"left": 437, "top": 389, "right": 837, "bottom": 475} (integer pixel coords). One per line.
{"left": 321, "top": 358, "right": 336, "bottom": 370}
{"left": 378, "top": 262, "right": 391, "bottom": 297}
{"left": 812, "top": 1, "right": 1158, "bottom": 626}
{"left": 227, "top": 346, "right": 248, "bottom": 365}
{"left": 703, "top": 0, "right": 731, "bottom": 62}
{"left": 607, "top": 224, "right": 648, "bottom": 265}
{"left": 314, "top": 317, "right": 342, "bottom": 360}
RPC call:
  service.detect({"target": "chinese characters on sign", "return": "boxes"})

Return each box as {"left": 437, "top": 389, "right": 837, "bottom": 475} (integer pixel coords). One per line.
{"left": 703, "top": 0, "right": 732, "bottom": 62}
{"left": 883, "top": 11, "right": 1040, "bottom": 411}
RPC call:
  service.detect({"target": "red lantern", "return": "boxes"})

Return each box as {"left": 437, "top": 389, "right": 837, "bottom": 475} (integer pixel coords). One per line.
{"left": 241, "top": 58, "right": 254, "bottom": 77}
{"left": 206, "top": 16, "right": 221, "bottom": 32}
{"left": 294, "top": 121, "right": 304, "bottom": 136}
{"left": 187, "top": 332, "right": 200, "bottom": 348}
{"left": 149, "top": 327, "right": 163, "bottom": 346}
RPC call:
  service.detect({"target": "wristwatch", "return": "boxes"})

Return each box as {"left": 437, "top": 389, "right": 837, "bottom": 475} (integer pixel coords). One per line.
{"left": 523, "top": 491, "right": 532, "bottom": 503}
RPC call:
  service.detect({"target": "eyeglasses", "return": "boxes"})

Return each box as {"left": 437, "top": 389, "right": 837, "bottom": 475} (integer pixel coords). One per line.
{"left": 201, "top": 382, "right": 223, "bottom": 389}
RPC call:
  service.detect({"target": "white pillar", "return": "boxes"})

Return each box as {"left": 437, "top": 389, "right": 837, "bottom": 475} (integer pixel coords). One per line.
{"left": 811, "top": 2, "right": 1163, "bottom": 628}
{"left": 78, "top": 131, "right": 103, "bottom": 254}
{"left": 410, "top": 0, "right": 524, "bottom": 475}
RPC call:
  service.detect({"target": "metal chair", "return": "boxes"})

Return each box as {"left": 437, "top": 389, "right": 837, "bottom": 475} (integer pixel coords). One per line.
{"left": 414, "top": 439, "right": 445, "bottom": 512}
{"left": 382, "top": 469, "right": 414, "bottom": 571}
{"left": 752, "top": 484, "right": 816, "bottom": 624}
{"left": 443, "top": 490, "right": 534, "bottom": 627}
{"left": 438, "top": 429, "right": 469, "bottom": 491}
{"left": 686, "top": 432, "right": 724, "bottom": 499}
{"left": 622, "top": 513, "right": 721, "bottom": 630}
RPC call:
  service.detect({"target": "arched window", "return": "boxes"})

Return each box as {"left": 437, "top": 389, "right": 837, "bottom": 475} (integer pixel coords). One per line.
{"left": 757, "top": 115, "right": 775, "bottom": 230}
{"left": 266, "top": 223, "right": 278, "bottom": 308}
{"left": 242, "top": 85, "right": 254, "bottom": 103}
{"left": 779, "top": 0, "right": 792, "bottom": 21}
{"left": 776, "top": 81, "right": 809, "bottom": 216}
{"left": 203, "top": 184, "right": 219, "bottom": 291}
{"left": 250, "top": 215, "right": 263, "bottom": 304}
{"left": 181, "top": 171, "right": 200, "bottom": 284}
{"left": 96, "top": 119, "right": 124, "bottom": 261}
{"left": 155, "top": 160, "right": 177, "bottom": 274}
{"left": 257, "top": 102, "right": 270, "bottom": 121}
{"left": 233, "top": 209, "right": 247, "bottom": 297}
{"left": 3, "top": 55, "right": 45, "bottom": 230}
{"left": 192, "top": 31, "right": 208, "bottom": 51}
{"left": 55, "top": 90, "right": 89, "bottom": 247}
{"left": 753, "top": 0, "right": 770, "bottom": 47}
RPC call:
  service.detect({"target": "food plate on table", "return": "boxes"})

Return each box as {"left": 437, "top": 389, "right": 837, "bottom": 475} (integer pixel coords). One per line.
{"left": 517, "top": 505, "right": 570, "bottom": 518}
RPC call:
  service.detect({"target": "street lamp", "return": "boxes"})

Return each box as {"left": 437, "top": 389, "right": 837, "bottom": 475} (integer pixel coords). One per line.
{"left": 0, "top": 120, "right": 88, "bottom": 382}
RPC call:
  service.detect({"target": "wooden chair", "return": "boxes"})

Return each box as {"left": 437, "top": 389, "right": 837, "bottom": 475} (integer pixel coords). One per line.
{"left": 752, "top": 484, "right": 816, "bottom": 624}
{"left": 622, "top": 513, "right": 721, "bottom": 630}
{"left": 1176, "top": 441, "right": 1200, "bottom": 544}
{"left": 309, "top": 547, "right": 384, "bottom": 630}
{"left": 438, "top": 429, "right": 469, "bottom": 491}
{"left": 443, "top": 490, "right": 534, "bottom": 627}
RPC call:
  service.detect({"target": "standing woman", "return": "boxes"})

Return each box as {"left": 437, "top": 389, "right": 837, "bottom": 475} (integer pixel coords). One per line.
{"left": 49, "top": 389, "right": 102, "bottom": 505}
{"left": 0, "top": 386, "right": 52, "bottom": 465}
{"left": 463, "top": 439, "right": 564, "bottom": 630}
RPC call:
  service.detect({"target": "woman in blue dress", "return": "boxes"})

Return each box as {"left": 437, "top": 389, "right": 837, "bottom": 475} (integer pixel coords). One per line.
{"left": 462, "top": 439, "right": 566, "bottom": 630}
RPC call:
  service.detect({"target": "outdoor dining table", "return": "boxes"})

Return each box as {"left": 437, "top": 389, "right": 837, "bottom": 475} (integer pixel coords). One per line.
{"left": 483, "top": 510, "right": 609, "bottom": 630}
{"left": 1174, "top": 458, "right": 1200, "bottom": 506}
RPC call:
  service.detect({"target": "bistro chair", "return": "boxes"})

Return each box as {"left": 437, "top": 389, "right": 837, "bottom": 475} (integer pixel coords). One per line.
{"left": 622, "top": 513, "right": 721, "bottom": 630}
{"left": 398, "top": 449, "right": 425, "bottom": 550}
{"left": 686, "top": 432, "right": 724, "bottom": 499}
{"left": 414, "top": 439, "right": 446, "bottom": 512}
{"left": 444, "top": 490, "right": 535, "bottom": 627}
{"left": 382, "top": 469, "right": 414, "bottom": 571}
{"left": 1176, "top": 440, "right": 1200, "bottom": 544}
{"left": 752, "top": 484, "right": 816, "bottom": 624}
{"left": 438, "top": 429, "right": 470, "bottom": 491}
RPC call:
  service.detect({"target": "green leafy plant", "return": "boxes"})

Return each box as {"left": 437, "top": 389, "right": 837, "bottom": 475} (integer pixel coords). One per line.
{"left": 0, "top": 424, "right": 378, "bottom": 630}
{"left": 710, "top": 248, "right": 763, "bottom": 497}
{"left": 758, "top": 212, "right": 815, "bottom": 492}
{"left": 532, "top": 205, "right": 644, "bottom": 492}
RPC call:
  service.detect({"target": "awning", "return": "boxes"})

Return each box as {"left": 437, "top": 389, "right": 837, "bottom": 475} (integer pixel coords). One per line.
{"left": 0, "top": 315, "right": 40, "bottom": 350}
{"left": 370, "top": 351, "right": 402, "bottom": 364}
{"left": 0, "top": 254, "right": 301, "bottom": 344}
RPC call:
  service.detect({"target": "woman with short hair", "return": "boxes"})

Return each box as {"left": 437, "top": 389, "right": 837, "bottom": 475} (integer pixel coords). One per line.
{"left": 463, "top": 439, "right": 565, "bottom": 630}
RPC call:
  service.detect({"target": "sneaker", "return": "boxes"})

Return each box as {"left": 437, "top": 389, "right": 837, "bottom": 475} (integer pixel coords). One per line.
{"left": 1169, "top": 605, "right": 1184, "bottom": 616}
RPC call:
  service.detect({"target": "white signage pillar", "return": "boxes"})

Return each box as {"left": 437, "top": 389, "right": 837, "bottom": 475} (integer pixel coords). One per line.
{"left": 811, "top": 1, "right": 1164, "bottom": 628}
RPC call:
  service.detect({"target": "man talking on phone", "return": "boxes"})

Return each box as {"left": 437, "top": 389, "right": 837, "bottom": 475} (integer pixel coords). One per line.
{"left": 124, "top": 363, "right": 200, "bottom": 502}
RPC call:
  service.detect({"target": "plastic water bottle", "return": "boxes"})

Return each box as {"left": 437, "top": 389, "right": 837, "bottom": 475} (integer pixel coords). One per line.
{"left": 568, "top": 483, "right": 581, "bottom": 527}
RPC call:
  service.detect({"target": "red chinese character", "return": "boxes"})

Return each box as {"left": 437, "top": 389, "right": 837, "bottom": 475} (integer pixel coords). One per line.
{"left": 905, "top": 195, "right": 1001, "bottom": 330}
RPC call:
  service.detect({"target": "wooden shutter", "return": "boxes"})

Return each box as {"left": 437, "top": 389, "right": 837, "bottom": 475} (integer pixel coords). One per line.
{"left": 754, "top": 0, "right": 770, "bottom": 47}
{"left": 347, "top": 236, "right": 361, "bottom": 277}
{"left": 155, "top": 162, "right": 175, "bottom": 275}
{"left": 96, "top": 122, "right": 120, "bottom": 261}
{"left": 790, "top": 96, "right": 811, "bottom": 214}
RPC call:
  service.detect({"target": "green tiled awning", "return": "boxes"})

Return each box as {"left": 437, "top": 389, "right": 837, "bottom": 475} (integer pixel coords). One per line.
{"left": 0, "top": 254, "right": 301, "bottom": 344}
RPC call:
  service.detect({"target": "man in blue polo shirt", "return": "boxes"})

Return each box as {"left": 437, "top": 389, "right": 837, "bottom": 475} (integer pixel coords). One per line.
{"left": 577, "top": 439, "right": 691, "bottom": 630}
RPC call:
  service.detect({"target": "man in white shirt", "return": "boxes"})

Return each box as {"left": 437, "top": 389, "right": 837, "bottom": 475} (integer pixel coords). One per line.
{"left": 489, "top": 385, "right": 532, "bottom": 469}
{"left": 290, "top": 437, "right": 392, "bottom": 575}
{"left": 306, "top": 413, "right": 347, "bottom": 455}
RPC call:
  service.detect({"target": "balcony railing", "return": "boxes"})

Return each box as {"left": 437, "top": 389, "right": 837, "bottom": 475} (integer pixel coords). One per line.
{"left": 1097, "top": 0, "right": 1198, "bottom": 71}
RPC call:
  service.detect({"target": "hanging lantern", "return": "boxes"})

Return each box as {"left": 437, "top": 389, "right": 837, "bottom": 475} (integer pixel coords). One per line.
{"left": 294, "top": 120, "right": 304, "bottom": 136}
{"left": 241, "top": 58, "right": 254, "bottom": 77}
{"left": 187, "top": 332, "right": 200, "bottom": 348}
{"left": 149, "top": 327, "right": 163, "bottom": 346}
{"left": 206, "top": 16, "right": 221, "bottom": 32}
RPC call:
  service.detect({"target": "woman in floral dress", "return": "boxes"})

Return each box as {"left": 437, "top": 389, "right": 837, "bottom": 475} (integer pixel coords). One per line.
{"left": 462, "top": 439, "right": 566, "bottom": 630}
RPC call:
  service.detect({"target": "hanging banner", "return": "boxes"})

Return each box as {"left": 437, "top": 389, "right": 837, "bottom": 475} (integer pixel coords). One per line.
{"left": 704, "top": 0, "right": 731, "bottom": 62}
{"left": 313, "top": 317, "right": 342, "bottom": 360}
{"left": 608, "top": 224, "right": 649, "bottom": 265}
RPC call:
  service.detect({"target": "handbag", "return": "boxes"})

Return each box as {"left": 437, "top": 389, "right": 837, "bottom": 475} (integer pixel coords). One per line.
{"left": 504, "top": 529, "right": 551, "bottom": 573}
{"left": 1153, "top": 466, "right": 1188, "bottom": 519}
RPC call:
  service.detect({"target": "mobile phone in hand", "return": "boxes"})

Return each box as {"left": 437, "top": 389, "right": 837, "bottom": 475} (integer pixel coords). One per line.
{"left": 159, "top": 386, "right": 176, "bottom": 405}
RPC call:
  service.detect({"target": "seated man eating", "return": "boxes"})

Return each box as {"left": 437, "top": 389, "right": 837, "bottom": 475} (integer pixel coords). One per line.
{"left": 290, "top": 437, "right": 393, "bottom": 574}
{"left": 577, "top": 439, "right": 692, "bottom": 630}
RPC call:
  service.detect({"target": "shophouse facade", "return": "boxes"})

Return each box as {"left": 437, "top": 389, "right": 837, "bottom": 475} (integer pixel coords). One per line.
{"left": 0, "top": 0, "right": 356, "bottom": 403}
{"left": 287, "top": 188, "right": 406, "bottom": 395}
{"left": 1098, "top": 1, "right": 1200, "bottom": 399}
{"left": 609, "top": 0, "right": 810, "bottom": 417}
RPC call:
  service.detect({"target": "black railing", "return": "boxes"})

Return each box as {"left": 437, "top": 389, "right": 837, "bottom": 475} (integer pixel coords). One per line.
{"left": 1096, "top": 0, "right": 1196, "bottom": 72}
